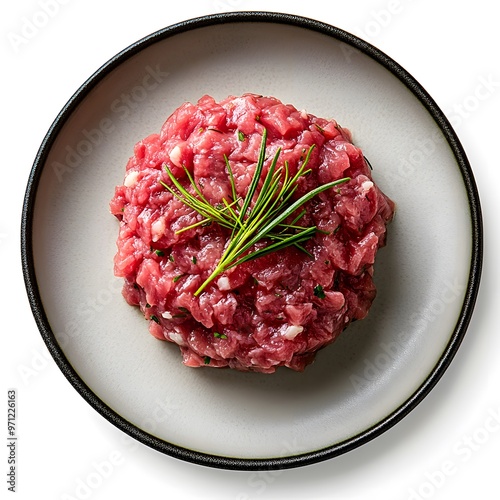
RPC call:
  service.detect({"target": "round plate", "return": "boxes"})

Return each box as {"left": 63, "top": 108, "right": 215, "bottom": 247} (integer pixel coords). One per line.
{"left": 21, "top": 12, "right": 482, "bottom": 470}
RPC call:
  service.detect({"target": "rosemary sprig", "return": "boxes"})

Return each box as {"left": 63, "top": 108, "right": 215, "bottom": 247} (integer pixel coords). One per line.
{"left": 160, "top": 129, "right": 349, "bottom": 295}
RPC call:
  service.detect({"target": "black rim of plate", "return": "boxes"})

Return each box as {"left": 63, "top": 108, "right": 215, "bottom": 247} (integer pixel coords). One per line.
{"left": 21, "top": 11, "right": 483, "bottom": 471}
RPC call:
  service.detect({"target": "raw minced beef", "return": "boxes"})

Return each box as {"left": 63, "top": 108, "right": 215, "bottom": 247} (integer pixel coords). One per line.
{"left": 110, "top": 93, "right": 395, "bottom": 373}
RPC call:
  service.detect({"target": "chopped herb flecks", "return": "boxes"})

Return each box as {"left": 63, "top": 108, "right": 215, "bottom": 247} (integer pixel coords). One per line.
{"left": 154, "top": 249, "right": 165, "bottom": 257}
{"left": 150, "top": 315, "right": 160, "bottom": 324}
{"left": 237, "top": 130, "right": 246, "bottom": 141}
{"left": 204, "top": 356, "right": 211, "bottom": 365}
{"left": 314, "top": 285, "right": 326, "bottom": 299}
{"left": 214, "top": 332, "right": 228, "bottom": 339}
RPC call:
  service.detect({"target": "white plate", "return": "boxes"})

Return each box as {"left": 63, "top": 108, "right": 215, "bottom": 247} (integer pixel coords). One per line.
{"left": 21, "top": 12, "right": 482, "bottom": 470}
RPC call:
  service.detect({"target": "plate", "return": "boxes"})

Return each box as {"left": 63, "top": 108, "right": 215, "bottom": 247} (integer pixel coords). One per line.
{"left": 21, "top": 12, "right": 482, "bottom": 470}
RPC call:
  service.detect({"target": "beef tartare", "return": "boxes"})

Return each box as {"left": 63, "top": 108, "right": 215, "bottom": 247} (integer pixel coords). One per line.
{"left": 110, "top": 94, "right": 395, "bottom": 373}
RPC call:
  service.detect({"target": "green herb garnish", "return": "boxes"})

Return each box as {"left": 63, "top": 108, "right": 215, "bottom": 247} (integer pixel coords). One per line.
{"left": 203, "top": 356, "right": 211, "bottom": 365}
{"left": 154, "top": 249, "right": 165, "bottom": 257}
{"left": 192, "top": 256, "right": 197, "bottom": 264}
{"left": 213, "top": 332, "right": 228, "bottom": 339}
{"left": 315, "top": 123, "right": 325, "bottom": 134}
{"left": 161, "top": 129, "right": 350, "bottom": 296}
{"left": 313, "top": 285, "right": 326, "bottom": 299}
{"left": 237, "top": 130, "right": 246, "bottom": 141}
{"left": 150, "top": 315, "right": 160, "bottom": 324}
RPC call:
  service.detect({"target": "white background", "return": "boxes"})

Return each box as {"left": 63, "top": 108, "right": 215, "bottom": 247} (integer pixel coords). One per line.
{"left": 1, "top": 1, "right": 499, "bottom": 499}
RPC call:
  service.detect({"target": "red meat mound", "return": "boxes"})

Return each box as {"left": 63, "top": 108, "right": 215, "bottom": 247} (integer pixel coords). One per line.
{"left": 110, "top": 94, "right": 395, "bottom": 373}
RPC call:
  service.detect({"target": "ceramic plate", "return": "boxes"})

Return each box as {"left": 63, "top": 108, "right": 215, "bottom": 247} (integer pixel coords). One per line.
{"left": 21, "top": 12, "right": 482, "bottom": 470}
